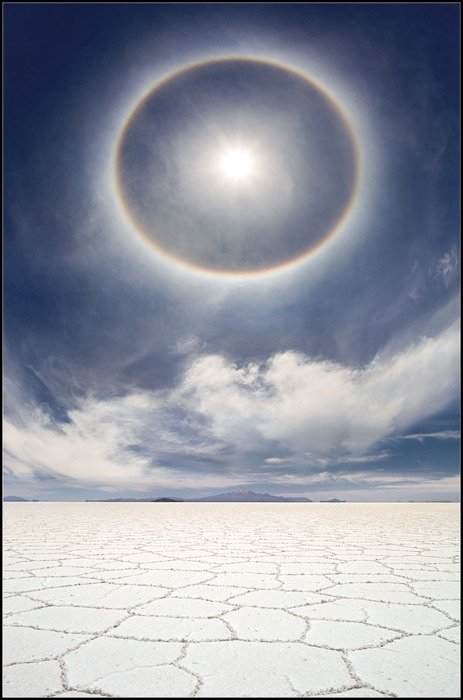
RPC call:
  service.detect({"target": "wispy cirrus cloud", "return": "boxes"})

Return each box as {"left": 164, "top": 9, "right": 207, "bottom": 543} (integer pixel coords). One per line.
{"left": 398, "top": 430, "right": 460, "bottom": 442}
{"left": 338, "top": 452, "right": 392, "bottom": 464}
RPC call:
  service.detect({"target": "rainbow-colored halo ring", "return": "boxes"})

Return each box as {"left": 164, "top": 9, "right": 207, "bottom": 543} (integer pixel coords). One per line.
{"left": 114, "top": 56, "right": 361, "bottom": 278}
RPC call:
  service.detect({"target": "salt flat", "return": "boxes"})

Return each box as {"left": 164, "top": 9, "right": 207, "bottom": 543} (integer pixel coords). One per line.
{"left": 3, "top": 502, "right": 460, "bottom": 698}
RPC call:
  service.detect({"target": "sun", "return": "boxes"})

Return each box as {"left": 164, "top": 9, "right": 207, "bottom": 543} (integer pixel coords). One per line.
{"left": 219, "top": 148, "right": 254, "bottom": 181}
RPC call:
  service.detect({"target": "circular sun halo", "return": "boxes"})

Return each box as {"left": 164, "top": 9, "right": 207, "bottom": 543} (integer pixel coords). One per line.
{"left": 220, "top": 148, "right": 254, "bottom": 181}
{"left": 115, "top": 55, "right": 361, "bottom": 277}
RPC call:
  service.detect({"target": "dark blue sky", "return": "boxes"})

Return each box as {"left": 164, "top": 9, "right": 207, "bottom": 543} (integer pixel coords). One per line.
{"left": 4, "top": 3, "right": 460, "bottom": 501}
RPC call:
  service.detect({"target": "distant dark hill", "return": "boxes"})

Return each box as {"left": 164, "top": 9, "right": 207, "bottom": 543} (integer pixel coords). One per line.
{"left": 4, "top": 495, "right": 38, "bottom": 502}
{"left": 320, "top": 498, "right": 346, "bottom": 502}
{"left": 188, "top": 488, "right": 312, "bottom": 503}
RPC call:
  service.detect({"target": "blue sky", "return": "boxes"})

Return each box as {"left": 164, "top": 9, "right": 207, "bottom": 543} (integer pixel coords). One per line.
{"left": 4, "top": 3, "right": 460, "bottom": 501}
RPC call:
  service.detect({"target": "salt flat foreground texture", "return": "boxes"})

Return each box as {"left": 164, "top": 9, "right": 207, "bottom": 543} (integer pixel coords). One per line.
{"left": 3, "top": 503, "right": 460, "bottom": 698}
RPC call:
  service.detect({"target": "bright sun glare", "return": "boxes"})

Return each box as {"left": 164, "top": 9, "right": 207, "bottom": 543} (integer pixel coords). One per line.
{"left": 220, "top": 148, "right": 254, "bottom": 181}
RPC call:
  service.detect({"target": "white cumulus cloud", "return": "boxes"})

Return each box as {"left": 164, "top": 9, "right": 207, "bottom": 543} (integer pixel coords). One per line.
{"left": 177, "top": 319, "right": 460, "bottom": 456}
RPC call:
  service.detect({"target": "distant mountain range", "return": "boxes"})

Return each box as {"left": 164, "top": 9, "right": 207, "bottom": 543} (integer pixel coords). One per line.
{"left": 85, "top": 489, "right": 321, "bottom": 503}
{"left": 5, "top": 489, "right": 346, "bottom": 503}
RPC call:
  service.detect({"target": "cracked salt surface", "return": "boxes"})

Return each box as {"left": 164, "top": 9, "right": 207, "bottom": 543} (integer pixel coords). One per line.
{"left": 3, "top": 502, "right": 460, "bottom": 697}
